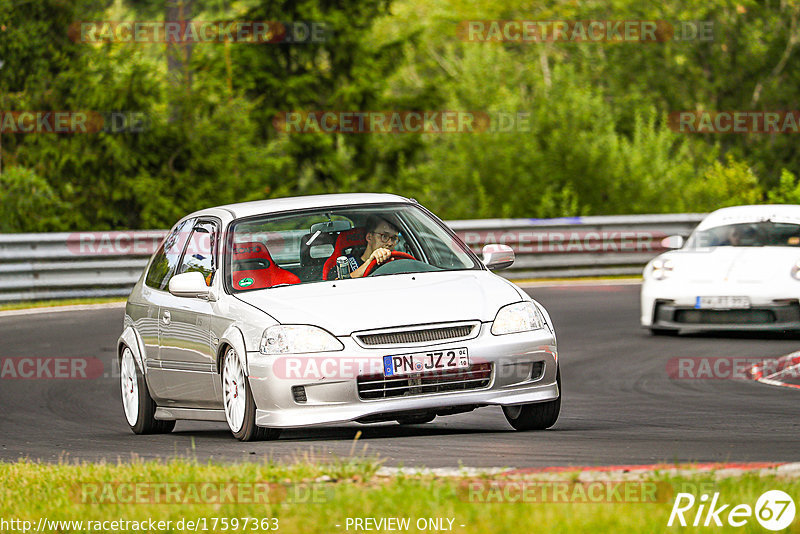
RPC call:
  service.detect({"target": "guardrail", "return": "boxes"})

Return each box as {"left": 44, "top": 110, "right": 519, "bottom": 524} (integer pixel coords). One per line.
{"left": 0, "top": 214, "right": 706, "bottom": 303}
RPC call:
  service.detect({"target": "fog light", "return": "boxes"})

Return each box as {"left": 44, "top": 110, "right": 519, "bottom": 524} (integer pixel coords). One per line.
{"left": 529, "top": 361, "right": 545, "bottom": 381}
{"left": 291, "top": 386, "right": 307, "bottom": 403}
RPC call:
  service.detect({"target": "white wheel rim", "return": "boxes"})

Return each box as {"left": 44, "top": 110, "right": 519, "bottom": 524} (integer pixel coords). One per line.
{"left": 223, "top": 349, "right": 246, "bottom": 433}
{"left": 506, "top": 405, "right": 522, "bottom": 419}
{"left": 120, "top": 348, "right": 139, "bottom": 426}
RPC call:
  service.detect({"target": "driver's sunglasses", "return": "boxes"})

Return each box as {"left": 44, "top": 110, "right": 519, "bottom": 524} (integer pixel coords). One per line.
{"left": 372, "top": 232, "right": 400, "bottom": 244}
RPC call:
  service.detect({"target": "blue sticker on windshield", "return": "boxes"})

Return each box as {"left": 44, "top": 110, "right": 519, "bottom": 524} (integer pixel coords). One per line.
{"left": 383, "top": 355, "right": 394, "bottom": 377}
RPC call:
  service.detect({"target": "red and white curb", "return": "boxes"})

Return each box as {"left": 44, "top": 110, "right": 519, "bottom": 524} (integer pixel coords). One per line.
{"left": 748, "top": 351, "right": 800, "bottom": 391}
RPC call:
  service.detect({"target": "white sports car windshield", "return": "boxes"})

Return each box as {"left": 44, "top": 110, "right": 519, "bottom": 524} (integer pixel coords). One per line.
{"left": 227, "top": 204, "right": 479, "bottom": 291}
{"left": 686, "top": 221, "right": 800, "bottom": 249}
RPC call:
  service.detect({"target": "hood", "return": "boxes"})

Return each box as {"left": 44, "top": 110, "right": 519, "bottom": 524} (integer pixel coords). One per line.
{"left": 233, "top": 270, "right": 521, "bottom": 336}
{"left": 660, "top": 247, "right": 800, "bottom": 283}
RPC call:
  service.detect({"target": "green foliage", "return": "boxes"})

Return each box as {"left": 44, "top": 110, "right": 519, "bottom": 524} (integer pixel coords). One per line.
{"left": 0, "top": 167, "right": 64, "bottom": 232}
{"left": 684, "top": 155, "right": 762, "bottom": 211}
{"left": 766, "top": 169, "right": 800, "bottom": 204}
{"left": 2, "top": 0, "right": 800, "bottom": 232}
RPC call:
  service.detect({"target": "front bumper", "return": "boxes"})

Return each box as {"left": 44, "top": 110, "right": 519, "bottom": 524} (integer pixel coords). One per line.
{"left": 641, "top": 280, "right": 800, "bottom": 331}
{"left": 246, "top": 323, "right": 558, "bottom": 428}
{"left": 650, "top": 300, "right": 800, "bottom": 332}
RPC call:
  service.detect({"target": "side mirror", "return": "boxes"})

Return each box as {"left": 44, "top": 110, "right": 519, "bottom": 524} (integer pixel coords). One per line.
{"left": 660, "top": 235, "right": 685, "bottom": 249}
{"left": 169, "top": 271, "right": 215, "bottom": 300}
{"left": 482, "top": 244, "right": 515, "bottom": 270}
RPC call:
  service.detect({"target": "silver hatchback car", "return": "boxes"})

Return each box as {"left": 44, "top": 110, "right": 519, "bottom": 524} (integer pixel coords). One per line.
{"left": 118, "top": 194, "right": 560, "bottom": 440}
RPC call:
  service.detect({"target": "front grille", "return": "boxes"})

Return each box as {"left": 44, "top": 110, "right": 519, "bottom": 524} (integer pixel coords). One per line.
{"left": 356, "top": 325, "right": 474, "bottom": 346}
{"left": 357, "top": 363, "right": 493, "bottom": 400}
{"left": 674, "top": 309, "right": 776, "bottom": 324}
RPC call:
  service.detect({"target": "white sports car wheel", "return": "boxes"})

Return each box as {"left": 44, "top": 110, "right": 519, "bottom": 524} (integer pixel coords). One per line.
{"left": 120, "top": 347, "right": 139, "bottom": 426}
{"left": 222, "top": 347, "right": 280, "bottom": 441}
{"left": 223, "top": 348, "right": 246, "bottom": 433}
{"left": 120, "top": 346, "right": 175, "bottom": 434}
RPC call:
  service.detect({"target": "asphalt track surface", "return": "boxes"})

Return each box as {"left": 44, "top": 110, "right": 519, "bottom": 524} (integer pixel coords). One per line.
{"left": 1, "top": 284, "right": 798, "bottom": 467}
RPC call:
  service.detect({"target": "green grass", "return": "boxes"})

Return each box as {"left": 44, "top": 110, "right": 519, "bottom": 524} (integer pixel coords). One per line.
{"left": 1, "top": 458, "right": 797, "bottom": 533}
{"left": 0, "top": 297, "right": 126, "bottom": 311}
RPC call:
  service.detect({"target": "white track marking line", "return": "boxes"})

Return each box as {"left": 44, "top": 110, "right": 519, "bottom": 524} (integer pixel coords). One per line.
{"left": 0, "top": 302, "right": 126, "bottom": 318}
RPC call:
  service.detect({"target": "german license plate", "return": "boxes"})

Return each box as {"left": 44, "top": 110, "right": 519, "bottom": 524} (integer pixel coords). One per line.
{"left": 383, "top": 348, "right": 469, "bottom": 377}
{"left": 695, "top": 296, "right": 751, "bottom": 309}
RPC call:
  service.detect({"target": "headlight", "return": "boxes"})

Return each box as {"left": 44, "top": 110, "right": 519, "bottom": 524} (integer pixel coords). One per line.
{"left": 792, "top": 260, "right": 800, "bottom": 280}
{"left": 491, "top": 302, "right": 546, "bottom": 335}
{"left": 651, "top": 258, "right": 674, "bottom": 280}
{"left": 259, "top": 325, "right": 344, "bottom": 355}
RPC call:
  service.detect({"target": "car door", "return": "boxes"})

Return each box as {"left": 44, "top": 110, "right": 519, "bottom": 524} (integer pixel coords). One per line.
{"left": 140, "top": 218, "right": 194, "bottom": 403}
{"left": 154, "top": 219, "right": 223, "bottom": 409}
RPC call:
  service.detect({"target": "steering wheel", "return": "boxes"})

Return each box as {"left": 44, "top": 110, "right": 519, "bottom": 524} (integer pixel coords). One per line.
{"left": 362, "top": 251, "right": 416, "bottom": 277}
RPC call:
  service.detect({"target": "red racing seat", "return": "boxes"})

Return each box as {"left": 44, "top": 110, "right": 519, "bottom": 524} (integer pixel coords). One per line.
{"left": 231, "top": 241, "right": 300, "bottom": 290}
{"left": 321, "top": 228, "right": 366, "bottom": 280}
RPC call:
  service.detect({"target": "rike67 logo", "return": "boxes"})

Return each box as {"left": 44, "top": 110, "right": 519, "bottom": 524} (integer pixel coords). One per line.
{"left": 668, "top": 490, "right": 795, "bottom": 530}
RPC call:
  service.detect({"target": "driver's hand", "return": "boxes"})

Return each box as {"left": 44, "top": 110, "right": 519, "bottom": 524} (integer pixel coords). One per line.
{"left": 369, "top": 247, "right": 392, "bottom": 265}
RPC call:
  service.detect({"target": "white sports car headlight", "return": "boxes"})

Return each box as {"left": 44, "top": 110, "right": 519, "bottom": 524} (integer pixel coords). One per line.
{"left": 260, "top": 325, "right": 344, "bottom": 355}
{"left": 651, "top": 258, "right": 674, "bottom": 280}
{"left": 491, "top": 302, "right": 545, "bottom": 335}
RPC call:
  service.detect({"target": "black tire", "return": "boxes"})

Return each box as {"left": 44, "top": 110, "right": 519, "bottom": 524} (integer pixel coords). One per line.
{"left": 222, "top": 348, "right": 281, "bottom": 442}
{"left": 120, "top": 346, "right": 175, "bottom": 435}
{"left": 650, "top": 327, "right": 679, "bottom": 336}
{"left": 502, "top": 368, "right": 561, "bottom": 431}
{"left": 396, "top": 414, "right": 435, "bottom": 425}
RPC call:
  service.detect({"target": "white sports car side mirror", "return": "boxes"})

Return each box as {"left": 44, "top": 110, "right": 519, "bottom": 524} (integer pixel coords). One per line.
{"left": 661, "top": 235, "right": 684, "bottom": 249}
{"left": 482, "top": 244, "right": 515, "bottom": 270}
{"left": 169, "top": 271, "right": 215, "bottom": 300}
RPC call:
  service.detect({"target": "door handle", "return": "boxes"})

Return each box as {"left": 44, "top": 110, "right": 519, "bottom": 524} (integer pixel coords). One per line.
{"left": 162, "top": 310, "right": 171, "bottom": 326}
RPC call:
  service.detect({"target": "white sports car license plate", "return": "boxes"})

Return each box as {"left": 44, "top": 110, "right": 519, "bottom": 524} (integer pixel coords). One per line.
{"left": 383, "top": 348, "right": 469, "bottom": 377}
{"left": 695, "top": 296, "right": 751, "bottom": 309}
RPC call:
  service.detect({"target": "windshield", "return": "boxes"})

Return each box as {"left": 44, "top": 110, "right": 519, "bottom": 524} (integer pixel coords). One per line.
{"left": 685, "top": 221, "right": 800, "bottom": 249}
{"left": 227, "top": 203, "right": 479, "bottom": 291}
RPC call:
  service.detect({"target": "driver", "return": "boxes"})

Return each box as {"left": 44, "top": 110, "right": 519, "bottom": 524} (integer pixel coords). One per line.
{"left": 726, "top": 225, "right": 757, "bottom": 246}
{"left": 341, "top": 215, "right": 401, "bottom": 279}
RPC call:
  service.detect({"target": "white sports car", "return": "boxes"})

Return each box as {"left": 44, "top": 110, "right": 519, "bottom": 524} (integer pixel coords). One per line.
{"left": 641, "top": 204, "right": 800, "bottom": 335}
{"left": 118, "top": 193, "right": 560, "bottom": 441}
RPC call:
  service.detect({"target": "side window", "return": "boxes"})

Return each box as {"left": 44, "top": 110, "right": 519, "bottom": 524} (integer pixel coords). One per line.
{"left": 145, "top": 219, "right": 194, "bottom": 290}
{"left": 178, "top": 221, "right": 218, "bottom": 286}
